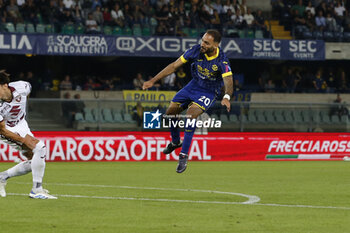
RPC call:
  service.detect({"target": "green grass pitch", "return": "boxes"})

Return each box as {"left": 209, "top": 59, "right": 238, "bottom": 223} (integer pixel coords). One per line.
{"left": 0, "top": 161, "right": 349, "bottom": 233}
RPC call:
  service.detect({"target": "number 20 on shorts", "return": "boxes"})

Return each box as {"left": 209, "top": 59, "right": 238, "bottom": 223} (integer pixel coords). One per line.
{"left": 199, "top": 96, "right": 210, "bottom": 106}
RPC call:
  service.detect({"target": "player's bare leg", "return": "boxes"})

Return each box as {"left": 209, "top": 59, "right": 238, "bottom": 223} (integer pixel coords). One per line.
{"left": 163, "top": 102, "right": 185, "bottom": 154}
{"left": 176, "top": 104, "right": 203, "bottom": 173}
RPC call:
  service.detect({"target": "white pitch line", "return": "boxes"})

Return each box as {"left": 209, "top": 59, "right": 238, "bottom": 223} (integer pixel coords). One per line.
{"left": 13, "top": 182, "right": 260, "bottom": 204}
{"left": 7, "top": 193, "right": 255, "bottom": 205}
{"left": 253, "top": 203, "right": 350, "bottom": 210}
{"left": 6, "top": 193, "right": 350, "bottom": 210}
{"left": 10, "top": 182, "right": 350, "bottom": 210}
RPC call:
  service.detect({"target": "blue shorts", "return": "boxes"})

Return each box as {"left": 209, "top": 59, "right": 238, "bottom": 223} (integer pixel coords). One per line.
{"left": 172, "top": 80, "right": 217, "bottom": 111}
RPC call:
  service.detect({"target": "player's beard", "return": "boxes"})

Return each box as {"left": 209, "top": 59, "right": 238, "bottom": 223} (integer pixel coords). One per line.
{"left": 202, "top": 46, "right": 215, "bottom": 55}
{"left": 204, "top": 47, "right": 215, "bottom": 56}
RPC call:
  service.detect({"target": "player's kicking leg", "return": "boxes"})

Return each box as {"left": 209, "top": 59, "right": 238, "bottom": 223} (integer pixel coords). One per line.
{"left": 0, "top": 135, "right": 56, "bottom": 199}
{"left": 27, "top": 138, "right": 57, "bottom": 199}
{"left": 176, "top": 103, "right": 203, "bottom": 173}
{"left": 0, "top": 160, "right": 32, "bottom": 197}
{"left": 163, "top": 102, "right": 184, "bottom": 154}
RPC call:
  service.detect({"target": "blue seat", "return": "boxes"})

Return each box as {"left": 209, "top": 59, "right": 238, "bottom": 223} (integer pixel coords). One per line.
{"left": 343, "top": 32, "right": 350, "bottom": 42}
{"left": 294, "top": 25, "right": 307, "bottom": 38}
{"left": 313, "top": 31, "right": 323, "bottom": 40}
{"left": 74, "top": 112, "right": 85, "bottom": 122}
{"left": 323, "top": 31, "right": 334, "bottom": 42}
{"left": 333, "top": 31, "right": 343, "bottom": 42}
{"left": 302, "top": 31, "right": 313, "bottom": 39}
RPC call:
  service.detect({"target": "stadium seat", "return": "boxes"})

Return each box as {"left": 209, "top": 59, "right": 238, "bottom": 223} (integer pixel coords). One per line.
{"left": 198, "top": 27, "right": 206, "bottom": 37}
{"left": 75, "top": 25, "right": 84, "bottom": 34}
{"left": 92, "top": 108, "right": 105, "bottom": 123}
{"left": 248, "top": 110, "right": 256, "bottom": 119}
{"left": 255, "top": 30, "right": 264, "bottom": 39}
{"left": 283, "top": 109, "right": 293, "bottom": 116}
{"left": 229, "top": 114, "right": 239, "bottom": 122}
{"left": 102, "top": 108, "right": 114, "bottom": 123}
{"left": 293, "top": 110, "right": 304, "bottom": 123}
{"left": 83, "top": 107, "right": 92, "bottom": 115}
{"left": 103, "top": 26, "right": 112, "bottom": 35}
{"left": 45, "top": 24, "right": 55, "bottom": 33}
{"left": 113, "top": 112, "right": 125, "bottom": 123}
{"left": 122, "top": 27, "right": 132, "bottom": 35}
{"left": 343, "top": 32, "right": 350, "bottom": 42}
{"left": 36, "top": 24, "right": 45, "bottom": 33}
{"left": 311, "top": 110, "right": 321, "bottom": 123}
{"left": 263, "top": 109, "right": 276, "bottom": 123}
{"left": 15, "top": 23, "right": 26, "bottom": 33}
{"left": 302, "top": 31, "right": 313, "bottom": 39}
{"left": 284, "top": 114, "right": 294, "bottom": 123}
{"left": 240, "top": 115, "right": 248, "bottom": 123}
{"left": 26, "top": 23, "right": 35, "bottom": 33}
{"left": 265, "top": 114, "right": 275, "bottom": 123}
{"left": 149, "top": 17, "right": 158, "bottom": 27}
{"left": 210, "top": 113, "right": 219, "bottom": 120}
{"left": 301, "top": 110, "right": 311, "bottom": 123}
{"left": 333, "top": 31, "right": 343, "bottom": 42}
{"left": 5, "top": 23, "right": 15, "bottom": 33}
{"left": 123, "top": 113, "right": 136, "bottom": 123}
{"left": 274, "top": 110, "right": 285, "bottom": 123}
{"left": 225, "top": 28, "right": 238, "bottom": 38}
{"left": 112, "top": 26, "right": 122, "bottom": 35}
{"left": 320, "top": 114, "right": 331, "bottom": 124}
{"left": 256, "top": 114, "right": 266, "bottom": 123}
{"left": 323, "top": 31, "right": 334, "bottom": 42}
{"left": 294, "top": 25, "right": 306, "bottom": 37}
{"left": 340, "top": 115, "right": 348, "bottom": 124}
{"left": 238, "top": 30, "right": 245, "bottom": 38}
{"left": 255, "top": 109, "right": 264, "bottom": 117}
{"left": 84, "top": 112, "right": 96, "bottom": 123}
{"left": 274, "top": 109, "right": 284, "bottom": 117}
{"left": 312, "top": 31, "right": 323, "bottom": 40}
{"left": 189, "top": 28, "right": 199, "bottom": 38}
{"left": 74, "top": 112, "right": 85, "bottom": 122}
{"left": 62, "top": 24, "right": 74, "bottom": 34}
{"left": 320, "top": 109, "right": 330, "bottom": 117}
{"left": 132, "top": 24, "right": 142, "bottom": 36}
{"left": 182, "top": 27, "right": 190, "bottom": 37}
{"left": 246, "top": 29, "right": 255, "bottom": 38}
{"left": 274, "top": 109, "right": 283, "bottom": 116}
{"left": 331, "top": 115, "right": 340, "bottom": 124}
{"left": 142, "top": 26, "right": 151, "bottom": 36}
{"left": 248, "top": 114, "right": 257, "bottom": 123}
{"left": 220, "top": 114, "right": 229, "bottom": 123}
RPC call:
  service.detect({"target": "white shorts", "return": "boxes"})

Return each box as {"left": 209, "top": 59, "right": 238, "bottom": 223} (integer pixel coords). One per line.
{"left": 1, "top": 119, "right": 34, "bottom": 153}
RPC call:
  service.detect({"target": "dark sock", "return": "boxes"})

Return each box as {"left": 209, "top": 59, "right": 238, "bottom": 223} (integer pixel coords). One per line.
{"left": 170, "top": 117, "right": 180, "bottom": 144}
{"left": 181, "top": 119, "right": 196, "bottom": 154}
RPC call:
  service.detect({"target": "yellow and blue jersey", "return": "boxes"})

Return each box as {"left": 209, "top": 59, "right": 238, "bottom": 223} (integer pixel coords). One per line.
{"left": 180, "top": 44, "right": 232, "bottom": 92}
{"left": 172, "top": 44, "right": 232, "bottom": 111}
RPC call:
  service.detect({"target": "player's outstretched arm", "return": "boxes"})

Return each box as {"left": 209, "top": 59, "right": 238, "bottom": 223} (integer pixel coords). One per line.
{"left": 221, "top": 75, "right": 233, "bottom": 112}
{"left": 143, "top": 57, "right": 184, "bottom": 90}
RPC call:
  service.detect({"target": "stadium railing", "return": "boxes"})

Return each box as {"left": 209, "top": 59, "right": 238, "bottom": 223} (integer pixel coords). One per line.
{"left": 27, "top": 99, "right": 350, "bottom": 132}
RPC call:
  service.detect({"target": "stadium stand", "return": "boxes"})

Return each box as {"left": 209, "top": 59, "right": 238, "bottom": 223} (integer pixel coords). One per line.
{"left": 0, "top": 0, "right": 271, "bottom": 38}
{"left": 272, "top": 0, "right": 350, "bottom": 41}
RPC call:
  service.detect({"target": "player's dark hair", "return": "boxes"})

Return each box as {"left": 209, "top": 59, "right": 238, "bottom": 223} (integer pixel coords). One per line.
{"left": 0, "top": 70, "right": 10, "bottom": 85}
{"left": 206, "top": 29, "right": 222, "bottom": 43}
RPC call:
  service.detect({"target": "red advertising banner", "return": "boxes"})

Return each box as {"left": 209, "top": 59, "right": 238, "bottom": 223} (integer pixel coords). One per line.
{"left": 1, "top": 132, "right": 350, "bottom": 162}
